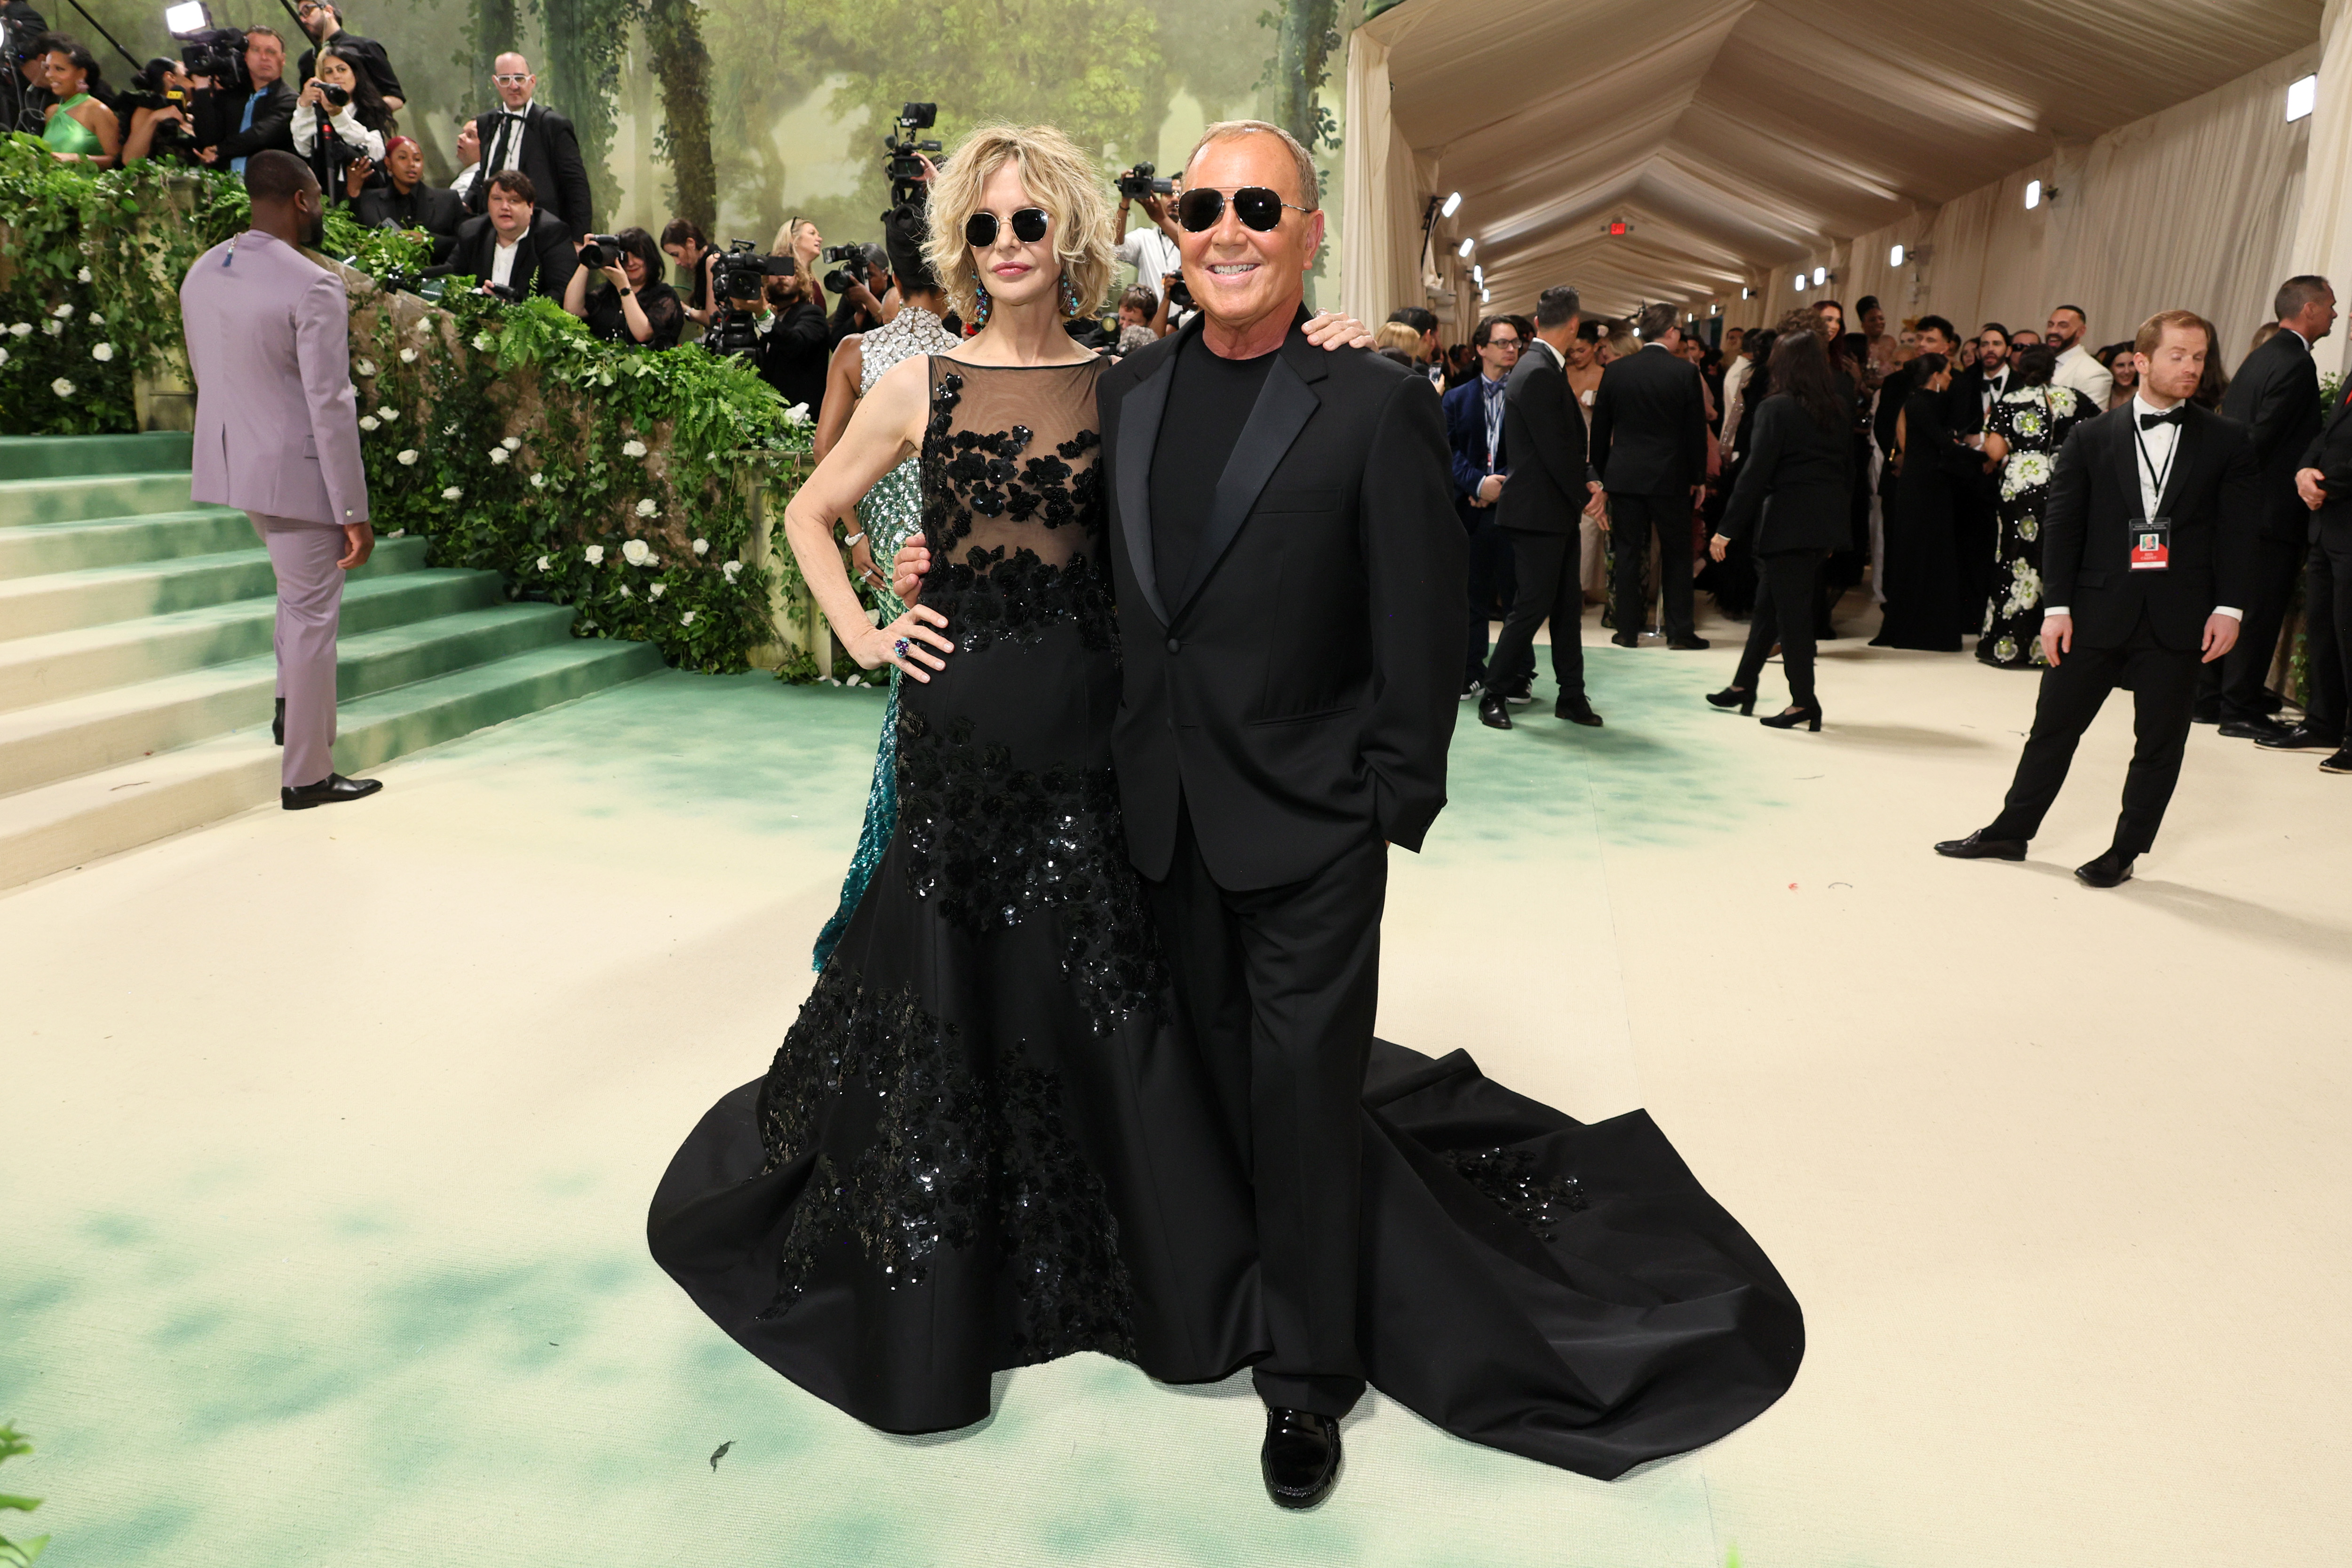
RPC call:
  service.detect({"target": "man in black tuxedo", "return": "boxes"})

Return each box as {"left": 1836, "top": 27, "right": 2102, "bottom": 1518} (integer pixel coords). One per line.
{"left": 291, "top": 0, "right": 401, "bottom": 112}
{"left": 1590, "top": 301, "right": 1711, "bottom": 648}
{"left": 465, "top": 53, "right": 593, "bottom": 238}
{"left": 1477, "top": 284, "right": 1603, "bottom": 730}
{"left": 1950, "top": 323, "right": 2013, "bottom": 606}
{"left": 2202, "top": 274, "right": 2334, "bottom": 740}
{"left": 449, "top": 169, "right": 577, "bottom": 301}
{"left": 1937, "top": 310, "right": 2258, "bottom": 887}
{"left": 2288, "top": 377, "right": 2352, "bottom": 772}
{"left": 1101, "top": 122, "right": 1458, "bottom": 1508}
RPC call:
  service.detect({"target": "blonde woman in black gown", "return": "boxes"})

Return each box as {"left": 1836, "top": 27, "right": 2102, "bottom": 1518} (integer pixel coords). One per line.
{"left": 648, "top": 122, "right": 1803, "bottom": 1500}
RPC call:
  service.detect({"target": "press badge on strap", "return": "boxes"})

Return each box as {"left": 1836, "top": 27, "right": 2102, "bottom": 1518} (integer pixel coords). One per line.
{"left": 2130, "top": 516, "right": 2171, "bottom": 571}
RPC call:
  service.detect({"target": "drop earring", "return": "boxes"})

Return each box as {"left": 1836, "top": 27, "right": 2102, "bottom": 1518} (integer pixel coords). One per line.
{"left": 1060, "top": 272, "right": 1081, "bottom": 318}
{"left": 974, "top": 281, "right": 992, "bottom": 329}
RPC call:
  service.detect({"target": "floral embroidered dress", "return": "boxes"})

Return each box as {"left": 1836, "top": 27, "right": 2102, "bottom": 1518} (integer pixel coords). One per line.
{"left": 1977, "top": 383, "right": 2094, "bottom": 668}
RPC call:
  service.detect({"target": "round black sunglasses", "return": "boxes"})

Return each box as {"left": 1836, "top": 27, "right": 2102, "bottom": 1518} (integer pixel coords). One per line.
{"left": 1176, "top": 186, "right": 1312, "bottom": 233}
{"left": 964, "top": 207, "right": 1050, "bottom": 247}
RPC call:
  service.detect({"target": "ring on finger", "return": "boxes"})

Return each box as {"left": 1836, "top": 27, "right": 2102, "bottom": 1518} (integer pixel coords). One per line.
{"left": 893, "top": 637, "right": 910, "bottom": 658}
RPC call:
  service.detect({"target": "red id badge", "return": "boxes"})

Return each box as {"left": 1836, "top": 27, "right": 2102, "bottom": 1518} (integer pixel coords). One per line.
{"left": 2129, "top": 517, "right": 2171, "bottom": 571}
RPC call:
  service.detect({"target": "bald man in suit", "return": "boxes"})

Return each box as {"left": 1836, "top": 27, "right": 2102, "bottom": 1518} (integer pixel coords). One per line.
{"left": 180, "top": 150, "right": 382, "bottom": 809}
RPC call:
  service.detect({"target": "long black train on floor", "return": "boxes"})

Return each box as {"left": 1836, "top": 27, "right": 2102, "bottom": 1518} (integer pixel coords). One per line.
{"left": 649, "top": 1015, "right": 1804, "bottom": 1480}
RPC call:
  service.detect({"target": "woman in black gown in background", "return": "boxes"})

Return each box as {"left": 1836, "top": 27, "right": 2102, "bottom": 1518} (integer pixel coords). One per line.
{"left": 646, "top": 122, "right": 1803, "bottom": 1485}
{"left": 1872, "top": 352, "right": 1974, "bottom": 650}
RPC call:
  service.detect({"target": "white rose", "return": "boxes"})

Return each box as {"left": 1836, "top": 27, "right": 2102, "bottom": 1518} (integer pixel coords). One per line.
{"left": 620, "top": 583, "right": 633, "bottom": 598}
{"left": 635, "top": 498, "right": 659, "bottom": 519}
{"left": 52, "top": 303, "right": 72, "bottom": 319}
{"left": 88, "top": 312, "right": 103, "bottom": 326}
{"left": 501, "top": 436, "right": 521, "bottom": 452}
{"left": 489, "top": 448, "right": 509, "bottom": 464}
{"left": 530, "top": 472, "right": 546, "bottom": 489}
{"left": 535, "top": 555, "right": 551, "bottom": 572}
{"left": 441, "top": 485, "right": 463, "bottom": 500}
{"left": 358, "top": 415, "right": 380, "bottom": 432}
{"left": 43, "top": 319, "right": 62, "bottom": 337}
{"left": 585, "top": 545, "right": 605, "bottom": 565}
{"left": 620, "top": 538, "right": 653, "bottom": 566}
{"left": 397, "top": 449, "right": 419, "bottom": 465}
{"left": 0, "top": 348, "right": 8, "bottom": 367}
{"left": 355, "top": 358, "right": 378, "bottom": 378}
{"left": 692, "top": 538, "right": 709, "bottom": 556}
{"left": 8, "top": 322, "right": 29, "bottom": 336}
{"left": 51, "top": 378, "right": 74, "bottom": 397}
{"left": 680, "top": 609, "right": 696, "bottom": 625}
{"left": 473, "top": 332, "right": 495, "bottom": 351}
{"left": 649, "top": 583, "right": 666, "bottom": 598}
{"left": 722, "top": 560, "right": 742, "bottom": 583}
{"left": 399, "top": 348, "right": 418, "bottom": 364}
{"left": 89, "top": 342, "right": 113, "bottom": 362}
{"left": 620, "top": 439, "right": 647, "bottom": 458}
{"left": 376, "top": 407, "right": 397, "bottom": 423}
{"left": 76, "top": 266, "right": 91, "bottom": 283}
{"left": 784, "top": 402, "right": 811, "bottom": 426}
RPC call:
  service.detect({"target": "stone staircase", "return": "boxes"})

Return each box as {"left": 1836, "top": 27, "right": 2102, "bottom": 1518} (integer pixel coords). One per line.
{"left": 0, "top": 432, "right": 662, "bottom": 889}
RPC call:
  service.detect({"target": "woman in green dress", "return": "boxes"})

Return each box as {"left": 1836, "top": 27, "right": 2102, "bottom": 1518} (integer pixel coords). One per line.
{"left": 1976, "top": 343, "right": 2094, "bottom": 669}
{"left": 38, "top": 36, "right": 120, "bottom": 169}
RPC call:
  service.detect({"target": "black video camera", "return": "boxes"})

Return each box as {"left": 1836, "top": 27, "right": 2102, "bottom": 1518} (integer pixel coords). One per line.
{"left": 707, "top": 239, "right": 795, "bottom": 357}
{"left": 174, "top": 25, "right": 249, "bottom": 96}
{"left": 1117, "top": 161, "right": 1171, "bottom": 201}
{"left": 821, "top": 242, "right": 871, "bottom": 297}
{"left": 577, "top": 232, "right": 627, "bottom": 271}
{"left": 884, "top": 101, "right": 942, "bottom": 205}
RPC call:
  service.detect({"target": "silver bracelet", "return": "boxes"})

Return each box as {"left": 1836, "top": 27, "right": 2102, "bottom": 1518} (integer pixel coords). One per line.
{"left": 842, "top": 532, "right": 866, "bottom": 546}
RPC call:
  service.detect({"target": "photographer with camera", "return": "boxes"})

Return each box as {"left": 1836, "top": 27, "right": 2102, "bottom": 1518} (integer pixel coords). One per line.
{"left": 292, "top": 0, "right": 400, "bottom": 114}
{"left": 739, "top": 264, "right": 827, "bottom": 416}
{"left": 660, "top": 218, "right": 718, "bottom": 336}
{"left": 451, "top": 168, "right": 576, "bottom": 301}
{"left": 1112, "top": 159, "right": 1181, "bottom": 284}
{"left": 353, "top": 136, "right": 462, "bottom": 261}
{"left": 194, "top": 28, "right": 294, "bottom": 173}
{"left": 7, "top": 3, "right": 54, "bottom": 133}
{"left": 35, "top": 33, "right": 118, "bottom": 167}
{"left": 563, "top": 227, "right": 683, "bottom": 350}
{"left": 119, "top": 56, "right": 198, "bottom": 164}
{"left": 822, "top": 242, "right": 890, "bottom": 347}
{"left": 290, "top": 43, "right": 392, "bottom": 206}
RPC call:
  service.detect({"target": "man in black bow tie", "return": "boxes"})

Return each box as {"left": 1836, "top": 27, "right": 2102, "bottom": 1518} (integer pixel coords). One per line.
{"left": 464, "top": 53, "right": 593, "bottom": 238}
{"left": 1937, "top": 309, "right": 2258, "bottom": 887}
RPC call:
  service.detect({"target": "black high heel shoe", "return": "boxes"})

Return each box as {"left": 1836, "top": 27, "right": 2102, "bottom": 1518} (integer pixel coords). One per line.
{"left": 1705, "top": 686, "right": 1756, "bottom": 715}
{"left": 1759, "top": 703, "right": 1822, "bottom": 732}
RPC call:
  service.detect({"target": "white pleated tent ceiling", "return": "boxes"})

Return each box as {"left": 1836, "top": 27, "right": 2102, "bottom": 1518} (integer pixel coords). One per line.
{"left": 1343, "top": 0, "right": 2330, "bottom": 331}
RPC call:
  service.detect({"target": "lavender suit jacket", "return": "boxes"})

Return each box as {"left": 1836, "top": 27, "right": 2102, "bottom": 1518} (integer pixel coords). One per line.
{"left": 180, "top": 230, "right": 370, "bottom": 528}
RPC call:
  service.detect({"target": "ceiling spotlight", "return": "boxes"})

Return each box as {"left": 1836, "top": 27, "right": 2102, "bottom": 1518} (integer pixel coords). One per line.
{"left": 2025, "top": 179, "right": 2042, "bottom": 210}
{"left": 1812, "top": 266, "right": 1827, "bottom": 286}
{"left": 1472, "top": 264, "right": 1483, "bottom": 287}
{"left": 1440, "top": 191, "right": 1463, "bottom": 219}
{"left": 1456, "top": 237, "right": 1475, "bottom": 258}
{"left": 1890, "top": 243, "right": 1906, "bottom": 267}
{"left": 1480, "top": 287, "right": 1491, "bottom": 304}
{"left": 2288, "top": 74, "right": 2317, "bottom": 122}
{"left": 1741, "top": 287, "right": 1754, "bottom": 300}
{"left": 1794, "top": 273, "right": 1806, "bottom": 292}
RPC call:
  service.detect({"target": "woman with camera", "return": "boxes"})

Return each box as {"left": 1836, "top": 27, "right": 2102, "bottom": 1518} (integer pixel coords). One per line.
{"left": 562, "top": 228, "right": 683, "bottom": 350}
{"left": 289, "top": 44, "right": 391, "bottom": 205}
{"left": 38, "top": 35, "right": 120, "bottom": 168}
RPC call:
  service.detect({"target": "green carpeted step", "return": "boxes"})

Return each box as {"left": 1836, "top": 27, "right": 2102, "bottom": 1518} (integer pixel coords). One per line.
{"left": 0, "top": 567, "right": 503, "bottom": 714}
{"left": 0, "top": 472, "right": 203, "bottom": 529}
{"left": 0, "top": 637, "right": 662, "bottom": 888}
{"left": 0, "top": 432, "right": 194, "bottom": 482}
{"left": 0, "top": 602, "right": 580, "bottom": 793}
{"left": 0, "top": 534, "right": 428, "bottom": 643}
{"left": 0, "top": 509, "right": 262, "bottom": 580}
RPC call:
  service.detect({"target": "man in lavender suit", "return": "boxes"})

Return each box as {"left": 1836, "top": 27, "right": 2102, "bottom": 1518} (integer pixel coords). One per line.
{"left": 180, "top": 150, "right": 382, "bottom": 809}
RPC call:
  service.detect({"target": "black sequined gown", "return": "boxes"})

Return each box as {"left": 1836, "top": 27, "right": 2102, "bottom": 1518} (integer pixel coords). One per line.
{"left": 648, "top": 357, "right": 1805, "bottom": 1477}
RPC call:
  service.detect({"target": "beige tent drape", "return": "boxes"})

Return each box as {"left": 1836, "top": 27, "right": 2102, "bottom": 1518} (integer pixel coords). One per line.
{"left": 2290, "top": 0, "right": 2352, "bottom": 374}
{"left": 1340, "top": 30, "right": 1424, "bottom": 332}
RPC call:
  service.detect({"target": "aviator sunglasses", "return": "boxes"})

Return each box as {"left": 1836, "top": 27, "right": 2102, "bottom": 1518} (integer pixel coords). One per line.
{"left": 964, "top": 207, "right": 1051, "bottom": 247}
{"left": 1176, "top": 186, "right": 1312, "bottom": 232}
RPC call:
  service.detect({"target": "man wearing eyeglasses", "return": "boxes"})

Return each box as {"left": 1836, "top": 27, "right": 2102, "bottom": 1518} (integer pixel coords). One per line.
{"left": 462, "top": 52, "right": 592, "bottom": 239}
{"left": 291, "top": 0, "right": 400, "bottom": 114}
{"left": 1444, "top": 313, "right": 1527, "bottom": 701}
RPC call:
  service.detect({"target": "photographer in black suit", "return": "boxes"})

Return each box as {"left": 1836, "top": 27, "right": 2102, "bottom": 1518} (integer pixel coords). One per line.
{"left": 1590, "top": 302, "right": 1711, "bottom": 648}
{"left": 449, "top": 168, "right": 576, "bottom": 301}
{"left": 465, "top": 54, "right": 592, "bottom": 237}
{"left": 1938, "top": 310, "right": 2258, "bottom": 888}
{"left": 2203, "top": 274, "right": 2334, "bottom": 740}
{"left": 1477, "top": 285, "right": 1603, "bottom": 730}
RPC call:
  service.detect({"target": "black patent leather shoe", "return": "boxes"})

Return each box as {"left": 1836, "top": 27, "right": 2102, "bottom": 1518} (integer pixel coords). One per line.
{"left": 281, "top": 773, "right": 383, "bottom": 811}
{"left": 2322, "top": 748, "right": 2352, "bottom": 774}
{"left": 2255, "top": 722, "right": 2339, "bottom": 751}
{"left": 272, "top": 697, "right": 285, "bottom": 747}
{"left": 1477, "top": 691, "right": 1512, "bottom": 731}
{"left": 1556, "top": 694, "right": 1603, "bottom": 726}
{"left": 2075, "top": 848, "right": 2136, "bottom": 888}
{"left": 1934, "top": 829, "right": 2027, "bottom": 861}
{"left": 1261, "top": 1408, "right": 1341, "bottom": 1510}
{"left": 2218, "top": 715, "right": 2295, "bottom": 743}
{"left": 1667, "top": 635, "right": 1711, "bottom": 650}
{"left": 1609, "top": 631, "right": 1640, "bottom": 649}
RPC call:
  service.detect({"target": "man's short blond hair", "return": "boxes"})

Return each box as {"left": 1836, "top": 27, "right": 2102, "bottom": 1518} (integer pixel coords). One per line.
{"left": 923, "top": 123, "right": 1115, "bottom": 324}
{"left": 1185, "top": 119, "right": 1320, "bottom": 211}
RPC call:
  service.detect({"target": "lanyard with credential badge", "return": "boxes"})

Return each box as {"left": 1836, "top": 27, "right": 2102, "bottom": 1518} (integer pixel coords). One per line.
{"left": 2129, "top": 414, "right": 2177, "bottom": 571}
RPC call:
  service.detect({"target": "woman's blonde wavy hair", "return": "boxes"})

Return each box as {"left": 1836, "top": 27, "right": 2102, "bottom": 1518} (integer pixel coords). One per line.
{"left": 923, "top": 123, "right": 1115, "bottom": 325}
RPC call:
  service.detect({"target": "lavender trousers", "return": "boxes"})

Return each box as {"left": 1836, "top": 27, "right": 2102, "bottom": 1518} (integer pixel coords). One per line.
{"left": 250, "top": 512, "right": 344, "bottom": 789}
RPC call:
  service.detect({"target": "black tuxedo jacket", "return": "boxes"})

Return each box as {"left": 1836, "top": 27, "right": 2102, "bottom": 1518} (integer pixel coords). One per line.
{"left": 449, "top": 209, "right": 578, "bottom": 301}
{"left": 2217, "top": 326, "right": 2322, "bottom": 543}
{"left": 1716, "top": 395, "right": 1853, "bottom": 553}
{"left": 1098, "top": 313, "right": 1464, "bottom": 891}
{"left": 2298, "top": 379, "right": 2352, "bottom": 543}
{"left": 1589, "top": 343, "right": 1707, "bottom": 495}
{"left": 467, "top": 104, "right": 594, "bottom": 236}
{"left": 2042, "top": 402, "right": 2259, "bottom": 652}
{"left": 209, "top": 81, "right": 296, "bottom": 162}
{"left": 1950, "top": 364, "right": 2013, "bottom": 437}
{"left": 1493, "top": 341, "right": 1589, "bottom": 536}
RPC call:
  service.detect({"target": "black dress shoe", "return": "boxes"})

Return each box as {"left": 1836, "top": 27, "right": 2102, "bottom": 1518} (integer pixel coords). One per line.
{"left": 281, "top": 773, "right": 383, "bottom": 811}
{"left": 1477, "top": 692, "right": 1512, "bottom": 731}
{"left": 2254, "top": 722, "right": 2337, "bottom": 751}
{"left": 2320, "top": 748, "right": 2352, "bottom": 774}
{"left": 1609, "top": 631, "right": 1640, "bottom": 649}
{"left": 1705, "top": 686, "right": 1756, "bottom": 714}
{"left": 272, "top": 697, "right": 285, "bottom": 747}
{"left": 1261, "top": 1409, "right": 1341, "bottom": 1510}
{"left": 2075, "top": 848, "right": 2136, "bottom": 888}
{"left": 2217, "top": 715, "right": 2295, "bottom": 743}
{"left": 2191, "top": 702, "right": 2222, "bottom": 725}
{"left": 1667, "top": 635, "right": 1711, "bottom": 650}
{"left": 1555, "top": 694, "right": 1602, "bottom": 726}
{"left": 1934, "top": 829, "right": 2027, "bottom": 861}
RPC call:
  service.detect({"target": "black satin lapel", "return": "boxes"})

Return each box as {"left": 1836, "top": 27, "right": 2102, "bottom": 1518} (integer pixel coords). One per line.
{"left": 2115, "top": 413, "right": 2144, "bottom": 517}
{"left": 1168, "top": 357, "right": 1320, "bottom": 618}
{"left": 2158, "top": 415, "right": 2198, "bottom": 517}
{"left": 1116, "top": 358, "right": 1175, "bottom": 628}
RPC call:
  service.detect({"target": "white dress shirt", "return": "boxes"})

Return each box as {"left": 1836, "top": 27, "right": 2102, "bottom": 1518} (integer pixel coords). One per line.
{"left": 2043, "top": 393, "right": 2239, "bottom": 622}
{"left": 489, "top": 237, "right": 520, "bottom": 291}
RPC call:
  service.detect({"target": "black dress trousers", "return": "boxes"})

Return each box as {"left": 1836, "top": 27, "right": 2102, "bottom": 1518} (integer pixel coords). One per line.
{"left": 1144, "top": 803, "right": 1387, "bottom": 1419}
{"left": 1465, "top": 513, "right": 1525, "bottom": 686}
{"left": 2200, "top": 534, "right": 2304, "bottom": 721}
{"left": 1609, "top": 492, "right": 1696, "bottom": 641}
{"left": 1732, "top": 549, "right": 1828, "bottom": 705}
{"left": 1986, "top": 609, "right": 2202, "bottom": 856}
{"left": 2299, "top": 533, "right": 2352, "bottom": 740}
{"left": 1484, "top": 527, "right": 1586, "bottom": 701}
